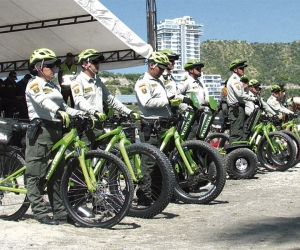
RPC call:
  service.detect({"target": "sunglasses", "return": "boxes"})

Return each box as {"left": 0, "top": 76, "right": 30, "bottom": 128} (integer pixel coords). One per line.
{"left": 44, "top": 63, "right": 56, "bottom": 68}
{"left": 194, "top": 66, "right": 202, "bottom": 71}
{"left": 91, "top": 59, "right": 100, "bottom": 65}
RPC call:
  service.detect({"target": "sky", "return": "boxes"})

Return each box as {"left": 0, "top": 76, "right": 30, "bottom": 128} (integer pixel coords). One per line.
{"left": 99, "top": 0, "right": 300, "bottom": 74}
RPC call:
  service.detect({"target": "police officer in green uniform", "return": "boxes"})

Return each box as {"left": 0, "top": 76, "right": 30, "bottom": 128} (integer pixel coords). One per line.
{"left": 267, "top": 84, "right": 294, "bottom": 119}
{"left": 135, "top": 51, "right": 176, "bottom": 205}
{"left": 244, "top": 79, "right": 276, "bottom": 139}
{"left": 227, "top": 59, "right": 257, "bottom": 144}
{"left": 25, "top": 48, "right": 84, "bottom": 225}
{"left": 177, "top": 58, "right": 206, "bottom": 140}
{"left": 70, "top": 49, "right": 140, "bottom": 150}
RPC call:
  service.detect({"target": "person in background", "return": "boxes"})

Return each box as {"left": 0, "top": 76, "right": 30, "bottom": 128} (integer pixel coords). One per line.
{"left": 177, "top": 58, "right": 206, "bottom": 139}
{"left": 0, "top": 71, "right": 28, "bottom": 118}
{"left": 25, "top": 48, "right": 83, "bottom": 225}
{"left": 226, "top": 59, "right": 256, "bottom": 143}
{"left": 16, "top": 74, "right": 32, "bottom": 98}
{"left": 71, "top": 49, "right": 139, "bottom": 150}
{"left": 16, "top": 74, "right": 32, "bottom": 119}
{"left": 58, "top": 52, "right": 77, "bottom": 108}
{"left": 159, "top": 49, "right": 183, "bottom": 113}
{"left": 240, "top": 75, "right": 250, "bottom": 93}
{"left": 244, "top": 79, "right": 276, "bottom": 139}
{"left": 220, "top": 79, "right": 228, "bottom": 117}
{"left": 267, "top": 84, "right": 294, "bottom": 119}
{"left": 278, "top": 83, "right": 287, "bottom": 106}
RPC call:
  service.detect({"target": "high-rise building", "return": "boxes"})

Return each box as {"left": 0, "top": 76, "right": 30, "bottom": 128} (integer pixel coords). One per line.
{"left": 157, "top": 16, "right": 203, "bottom": 71}
{"left": 157, "top": 16, "right": 223, "bottom": 102}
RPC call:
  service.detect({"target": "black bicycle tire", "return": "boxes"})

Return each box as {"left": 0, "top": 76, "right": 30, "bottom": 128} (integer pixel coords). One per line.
{"left": 225, "top": 148, "right": 258, "bottom": 179}
{"left": 117, "top": 143, "right": 175, "bottom": 219}
{"left": 280, "top": 130, "right": 300, "bottom": 167}
{"left": 169, "top": 140, "right": 226, "bottom": 204}
{"left": 61, "top": 150, "right": 134, "bottom": 228}
{"left": 257, "top": 131, "right": 296, "bottom": 171}
{"left": 0, "top": 151, "right": 29, "bottom": 221}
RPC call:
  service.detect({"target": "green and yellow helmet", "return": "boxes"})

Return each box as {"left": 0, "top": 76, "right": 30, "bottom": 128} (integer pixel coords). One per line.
{"left": 184, "top": 58, "right": 204, "bottom": 70}
{"left": 29, "top": 48, "right": 61, "bottom": 66}
{"left": 229, "top": 59, "right": 247, "bottom": 71}
{"left": 271, "top": 84, "right": 281, "bottom": 92}
{"left": 249, "top": 79, "right": 260, "bottom": 87}
{"left": 77, "top": 49, "right": 105, "bottom": 64}
{"left": 148, "top": 51, "right": 170, "bottom": 69}
{"left": 240, "top": 75, "right": 250, "bottom": 83}
{"left": 160, "top": 49, "right": 180, "bottom": 60}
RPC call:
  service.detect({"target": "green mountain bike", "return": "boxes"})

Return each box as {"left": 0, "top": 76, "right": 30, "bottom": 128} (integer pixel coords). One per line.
{"left": 0, "top": 115, "right": 134, "bottom": 228}
{"left": 94, "top": 114, "right": 175, "bottom": 218}
{"left": 140, "top": 113, "right": 226, "bottom": 204}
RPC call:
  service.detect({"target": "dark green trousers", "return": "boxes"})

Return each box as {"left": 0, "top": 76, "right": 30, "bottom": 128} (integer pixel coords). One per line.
{"left": 228, "top": 106, "right": 246, "bottom": 144}
{"left": 25, "top": 126, "right": 67, "bottom": 220}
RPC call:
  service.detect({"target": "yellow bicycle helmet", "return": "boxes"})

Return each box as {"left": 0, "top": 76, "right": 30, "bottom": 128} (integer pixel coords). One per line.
{"left": 148, "top": 52, "right": 170, "bottom": 69}
{"left": 77, "top": 49, "right": 105, "bottom": 64}
{"left": 29, "top": 48, "right": 60, "bottom": 66}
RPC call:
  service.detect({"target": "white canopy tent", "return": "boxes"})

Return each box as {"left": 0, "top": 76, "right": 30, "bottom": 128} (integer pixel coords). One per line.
{"left": 0, "top": 0, "right": 152, "bottom": 78}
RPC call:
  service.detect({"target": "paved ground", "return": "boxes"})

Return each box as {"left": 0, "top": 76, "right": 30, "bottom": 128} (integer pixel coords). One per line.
{"left": 1, "top": 166, "right": 300, "bottom": 250}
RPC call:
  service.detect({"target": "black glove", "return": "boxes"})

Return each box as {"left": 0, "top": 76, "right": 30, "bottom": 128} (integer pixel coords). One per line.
{"left": 253, "top": 98, "right": 260, "bottom": 106}
{"left": 293, "top": 113, "right": 298, "bottom": 119}
{"left": 182, "top": 97, "right": 193, "bottom": 106}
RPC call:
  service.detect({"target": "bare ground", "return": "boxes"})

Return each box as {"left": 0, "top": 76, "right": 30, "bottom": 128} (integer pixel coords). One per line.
{"left": 1, "top": 166, "right": 300, "bottom": 250}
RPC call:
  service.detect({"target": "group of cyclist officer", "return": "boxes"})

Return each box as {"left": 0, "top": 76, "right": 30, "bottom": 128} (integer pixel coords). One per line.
{"left": 20, "top": 46, "right": 295, "bottom": 225}
{"left": 220, "top": 59, "right": 295, "bottom": 144}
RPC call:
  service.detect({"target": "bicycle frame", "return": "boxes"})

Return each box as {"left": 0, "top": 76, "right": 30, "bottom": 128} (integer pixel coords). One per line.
{"left": 159, "top": 126, "right": 198, "bottom": 175}
{"left": 94, "top": 121, "right": 142, "bottom": 182}
{"left": 282, "top": 119, "right": 300, "bottom": 137}
{"left": 0, "top": 120, "right": 98, "bottom": 195}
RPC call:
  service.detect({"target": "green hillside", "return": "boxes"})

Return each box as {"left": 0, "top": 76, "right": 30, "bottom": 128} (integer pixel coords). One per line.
{"left": 200, "top": 40, "right": 300, "bottom": 85}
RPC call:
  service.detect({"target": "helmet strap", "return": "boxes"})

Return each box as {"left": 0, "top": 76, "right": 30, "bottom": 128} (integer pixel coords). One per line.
{"left": 86, "top": 61, "right": 97, "bottom": 79}
{"left": 35, "top": 60, "right": 51, "bottom": 82}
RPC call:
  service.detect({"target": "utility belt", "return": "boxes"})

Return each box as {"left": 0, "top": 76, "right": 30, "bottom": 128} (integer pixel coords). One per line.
{"left": 229, "top": 103, "right": 245, "bottom": 116}
{"left": 40, "top": 119, "right": 62, "bottom": 130}
{"left": 140, "top": 118, "right": 171, "bottom": 140}
{"left": 27, "top": 118, "right": 62, "bottom": 140}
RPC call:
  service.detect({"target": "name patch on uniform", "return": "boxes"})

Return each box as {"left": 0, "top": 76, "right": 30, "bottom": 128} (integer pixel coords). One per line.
{"left": 192, "top": 86, "right": 198, "bottom": 90}
{"left": 84, "top": 87, "right": 93, "bottom": 93}
{"left": 151, "top": 84, "right": 158, "bottom": 88}
{"left": 43, "top": 88, "right": 53, "bottom": 93}
{"left": 163, "top": 80, "right": 170, "bottom": 85}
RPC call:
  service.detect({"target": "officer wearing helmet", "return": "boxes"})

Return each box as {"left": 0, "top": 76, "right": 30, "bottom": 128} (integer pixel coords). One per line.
{"left": 134, "top": 51, "right": 173, "bottom": 206}
{"left": 227, "top": 59, "right": 257, "bottom": 143}
{"left": 278, "top": 83, "right": 287, "bottom": 106}
{"left": 159, "top": 49, "right": 185, "bottom": 113}
{"left": 245, "top": 79, "right": 275, "bottom": 117}
{"left": 25, "top": 48, "right": 84, "bottom": 225}
{"left": 71, "top": 49, "right": 140, "bottom": 149}
{"left": 159, "top": 49, "right": 180, "bottom": 98}
{"left": 135, "top": 51, "right": 174, "bottom": 118}
{"left": 267, "top": 84, "right": 294, "bottom": 118}
{"left": 240, "top": 75, "right": 250, "bottom": 93}
{"left": 177, "top": 58, "right": 207, "bottom": 139}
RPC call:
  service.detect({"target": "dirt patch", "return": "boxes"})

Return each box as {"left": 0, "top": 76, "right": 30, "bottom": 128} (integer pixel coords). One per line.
{"left": 1, "top": 166, "right": 300, "bottom": 249}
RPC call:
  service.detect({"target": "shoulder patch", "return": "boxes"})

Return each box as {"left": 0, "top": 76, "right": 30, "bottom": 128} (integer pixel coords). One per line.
{"left": 138, "top": 82, "right": 146, "bottom": 88}
{"left": 29, "top": 81, "right": 40, "bottom": 94}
